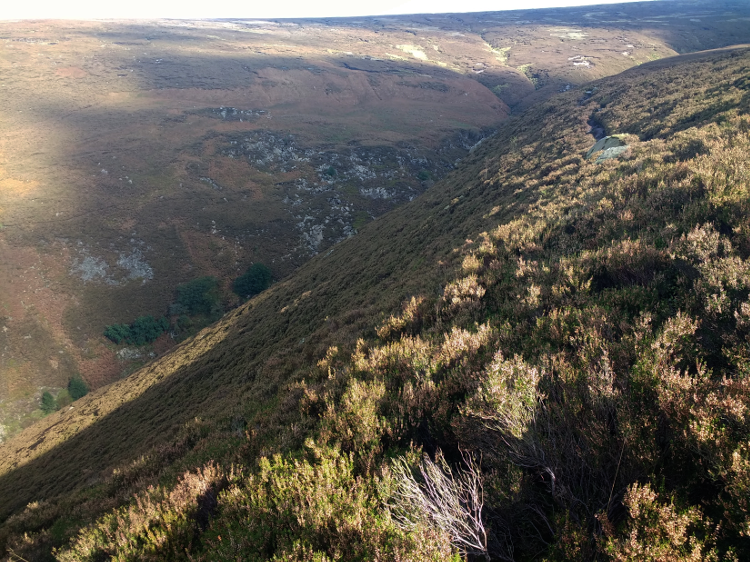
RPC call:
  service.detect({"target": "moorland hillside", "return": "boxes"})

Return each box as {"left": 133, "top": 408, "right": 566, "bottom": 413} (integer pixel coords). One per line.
{"left": 2, "top": 1, "right": 750, "bottom": 435}
{"left": 1, "top": 41, "right": 750, "bottom": 560}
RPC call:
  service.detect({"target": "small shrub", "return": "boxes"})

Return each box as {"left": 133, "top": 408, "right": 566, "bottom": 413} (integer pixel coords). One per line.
{"left": 175, "top": 314, "right": 193, "bottom": 332}
{"left": 40, "top": 391, "right": 58, "bottom": 414}
{"left": 55, "top": 389, "right": 72, "bottom": 408}
{"left": 233, "top": 263, "right": 273, "bottom": 300}
{"left": 173, "top": 276, "right": 222, "bottom": 316}
{"left": 103, "top": 323, "right": 131, "bottom": 344}
{"left": 353, "top": 211, "right": 371, "bottom": 231}
{"left": 391, "top": 450, "right": 489, "bottom": 560}
{"left": 68, "top": 376, "right": 89, "bottom": 401}
{"left": 128, "top": 316, "right": 169, "bottom": 346}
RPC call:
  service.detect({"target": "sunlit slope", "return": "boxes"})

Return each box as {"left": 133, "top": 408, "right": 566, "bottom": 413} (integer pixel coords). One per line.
{"left": 1, "top": 44, "right": 750, "bottom": 560}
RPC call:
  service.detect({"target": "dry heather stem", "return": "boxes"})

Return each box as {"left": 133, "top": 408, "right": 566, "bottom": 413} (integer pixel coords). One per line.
{"left": 391, "top": 450, "right": 489, "bottom": 560}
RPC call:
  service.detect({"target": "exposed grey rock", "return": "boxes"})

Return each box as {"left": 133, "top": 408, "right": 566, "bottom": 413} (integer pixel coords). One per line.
{"left": 71, "top": 244, "right": 153, "bottom": 285}
{"left": 200, "top": 176, "right": 223, "bottom": 190}
{"left": 360, "top": 187, "right": 392, "bottom": 199}
{"left": 214, "top": 127, "right": 494, "bottom": 257}
{"left": 595, "top": 145, "right": 630, "bottom": 163}
{"left": 71, "top": 253, "right": 111, "bottom": 283}
{"left": 192, "top": 107, "right": 269, "bottom": 121}
{"left": 587, "top": 135, "right": 627, "bottom": 159}
{"left": 299, "top": 221, "right": 325, "bottom": 253}
{"left": 117, "top": 249, "right": 154, "bottom": 281}
{"left": 117, "top": 347, "right": 143, "bottom": 360}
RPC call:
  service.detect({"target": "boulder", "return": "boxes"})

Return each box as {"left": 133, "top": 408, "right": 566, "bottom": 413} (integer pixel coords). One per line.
{"left": 586, "top": 135, "right": 627, "bottom": 159}
{"left": 595, "top": 145, "right": 630, "bottom": 163}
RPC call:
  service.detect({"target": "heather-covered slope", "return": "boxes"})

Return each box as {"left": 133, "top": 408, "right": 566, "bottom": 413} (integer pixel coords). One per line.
{"left": 4, "top": 1, "right": 750, "bottom": 435}
{"left": 2, "top": 44, "right": 750, "bottom": 560}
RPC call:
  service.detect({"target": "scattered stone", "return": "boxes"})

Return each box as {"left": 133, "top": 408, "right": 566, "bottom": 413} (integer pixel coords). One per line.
{"left": 200, "top": 176, "right": 223, "bottom": 190}
{"left": 117, "top": 249, "right": 154, "bottom": 281}
{"left": 360, "top": 187, "right": 392, "bottom": 199}
{"left": 117, "top": 347, "right": 143, "bottom": 360}
{"left": 192, "top": 107, "right": 269, "bottom": 121}
{"left": 71, "top": 253, "right": 111, "bottom": 283}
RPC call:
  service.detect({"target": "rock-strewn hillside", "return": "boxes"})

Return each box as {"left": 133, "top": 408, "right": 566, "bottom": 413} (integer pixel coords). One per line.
{"left": 2, "top": 43, "right": 750, "bottom": 560}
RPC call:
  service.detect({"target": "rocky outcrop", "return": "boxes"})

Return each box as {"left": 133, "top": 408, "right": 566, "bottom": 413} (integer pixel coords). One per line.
{"left": 586, "top": 135, "right": 630, "bottom": 163}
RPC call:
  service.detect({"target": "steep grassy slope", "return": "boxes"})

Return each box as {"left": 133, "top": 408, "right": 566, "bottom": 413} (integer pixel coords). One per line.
{"left": 2, "top": 44, "right": 750, "bottom": 560}
{"left": 3, "top": 0, "right": 750, "bottom": 436}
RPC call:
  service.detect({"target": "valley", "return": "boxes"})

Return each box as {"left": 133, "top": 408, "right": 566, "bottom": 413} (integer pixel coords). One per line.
{"left": 3, "top": 1, "right": 750, "bottom": 437}
{"left": 0, "top": 2, "right": 750, "bottom": 558}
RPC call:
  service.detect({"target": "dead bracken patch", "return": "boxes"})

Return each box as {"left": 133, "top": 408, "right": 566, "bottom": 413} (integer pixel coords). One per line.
{"left": 54, "top": 67, "right": 87, "bottom": 79}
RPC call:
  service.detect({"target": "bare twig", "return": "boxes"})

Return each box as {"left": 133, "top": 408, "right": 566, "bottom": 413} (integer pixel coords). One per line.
{"left": 607, "top": 438, "right": 627, "bottom": 516}
{"left": 7, "top": 548, "right": 32, "bottom": 562}
{"left": 391, "top": 449, "right": 490, "bottom": 560}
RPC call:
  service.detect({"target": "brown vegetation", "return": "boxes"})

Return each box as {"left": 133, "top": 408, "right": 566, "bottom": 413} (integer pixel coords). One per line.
{"left": 1, "top": 18, "right": 750, "bottom": 562}
{"left": 2, "top": 1, "right": 750, "bottom": 433}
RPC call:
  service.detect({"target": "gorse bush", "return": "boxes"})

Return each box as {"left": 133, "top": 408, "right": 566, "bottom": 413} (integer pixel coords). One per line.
{"left": 103, "top": 323, "right": 130, "bottom": 344}
{"left": 40, "top": 391, "right": 57, "bottom": 415}
{"left": 129, "top": 316, "right": 169, "bottom": 346}
{"left": 172, "top": 276, "right": 222, "bottom": 317}
{"left": 233, "top": 263, "right": 273, "bottom": 300}
{"left": 68, "top": 375, "right": 89, "bottom": 400}
{"left": 104, "top": 316, "right": 169, "bottom": 345}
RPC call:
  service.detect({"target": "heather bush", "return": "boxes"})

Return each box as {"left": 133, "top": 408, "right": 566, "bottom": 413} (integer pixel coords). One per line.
{"left": 194, "top": 444, "right": 456, "bottom": 561}
{"left": 603, "top": 483, "right": 716, "bottom": 561}
{"left": 57, "top": 463, "right": 227, "bottom": 562}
